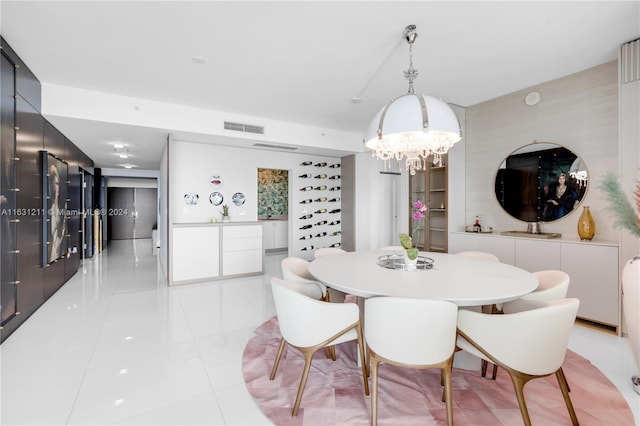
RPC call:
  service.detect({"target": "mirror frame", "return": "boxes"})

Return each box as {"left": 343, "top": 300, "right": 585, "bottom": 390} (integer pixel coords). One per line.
{"left": 494, "top": 142, "right": 588, "bottom": 223}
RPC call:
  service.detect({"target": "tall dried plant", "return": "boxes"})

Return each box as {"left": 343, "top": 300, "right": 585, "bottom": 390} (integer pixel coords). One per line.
{"left": 599, "top": 173, "right": 640, "bottom": 237}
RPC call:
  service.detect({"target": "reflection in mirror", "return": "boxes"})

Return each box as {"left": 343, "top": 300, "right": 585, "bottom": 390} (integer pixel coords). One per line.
{"left": 495, "top": 142, "right": 588, "bottom": 223}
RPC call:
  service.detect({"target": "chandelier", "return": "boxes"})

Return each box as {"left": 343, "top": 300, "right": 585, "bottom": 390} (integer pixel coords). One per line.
{"left": 364, "top": 25, "right": 462, "bottom": 175}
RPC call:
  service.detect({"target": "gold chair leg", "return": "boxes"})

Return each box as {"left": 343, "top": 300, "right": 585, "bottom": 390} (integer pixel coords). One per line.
{"left": 370, "top": 357, "right": 381, "bottom": 426}
{"left": 356, "top": 324, "right": 369, "bottom": 395}
{"left": 270, "top": 338, "right": 286, "bottom": 380}
{"left": 292, "top": 351, "right": 315, "bottom": 416}
{"left": 509, "top": 373, "right": 532, "bottom": 426}
{"left": 442, "top": 360, "right": 454, "bottom": 426}
{"left": 558, "top": 366, "right": 571, "bottom": 392}
{"left": 556, "top": 369, "right": 579, "bottom": 426}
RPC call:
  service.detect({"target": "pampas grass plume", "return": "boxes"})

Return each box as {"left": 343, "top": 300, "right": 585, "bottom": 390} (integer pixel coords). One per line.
{"left": 599, "top": 173, "right": 640, "bottom": 237}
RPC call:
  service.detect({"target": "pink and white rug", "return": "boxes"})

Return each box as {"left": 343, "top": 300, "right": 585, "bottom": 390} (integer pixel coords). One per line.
{"left": 242, "top": 316, "right": 635, "bottom": 425}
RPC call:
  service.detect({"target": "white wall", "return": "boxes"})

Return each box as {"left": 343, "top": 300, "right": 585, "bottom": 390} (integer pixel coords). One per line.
{"left": 158, "top": 136, "right": 169, "bottom": 279}
{"left": 465, "top": 61, "right": 619, "bottom": 242}
{"left": 169, "top": 140, "right": 344, "bottom": 260}
{"left": 354, "top": 152, "right": 409, "bottom": 251}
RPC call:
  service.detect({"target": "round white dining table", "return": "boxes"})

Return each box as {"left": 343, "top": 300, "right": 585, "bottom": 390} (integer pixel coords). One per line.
{"left": 308, "top": 250, "right": 538, "bottom": 306}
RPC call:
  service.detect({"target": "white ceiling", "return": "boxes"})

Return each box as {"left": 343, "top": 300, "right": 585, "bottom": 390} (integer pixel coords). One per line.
{"left": 1, "top": 1, "right": 639, "bottom": 171}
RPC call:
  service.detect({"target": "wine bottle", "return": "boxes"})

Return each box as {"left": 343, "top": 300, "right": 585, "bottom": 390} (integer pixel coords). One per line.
{"left": 314, "top": 174, "right": 327, "bottom": 179}
{"left": 328, "top": 197, "right": 340, "bottom": 202}
{"left": 299, "top": 214, "right": 313, "bottom": 220}
{"left": 315, "top": 220, "right": 327, "bottom": 226}
{"left": 299, "top": 199, "right": 313, "bottom": 204}
{"left": 299, "top": 224, "right": 312, "bottom": 230}
{"left": 314, "top": 209, "right": 327, "bottom": 214}
{"left": 329, "top": 220, "right": 341, "bottom": 225}
{"left": 329, "top": 242, "right": 341, "bottom": 248}
{"left": 298, "top": 173, "right": 312, "bottom": 178}
{"left": 314, "top": 185, "right": 327, "bottom": 190}
{"left": 314, "top": 162, "right": 327, "bottom": 167}
{"left": 315, "top": 232, "right": 327, "bottom": 237}
{"left": 300, "top": 161, "right": 312, "bottom": 166}
{"left": 328, "top": 175, "right": 340, "bottom": 180}
{"left": 329, "top": 186, "right": 341, "bottom": 191}
{"left": 329, "top": 163, "right": 341, "bottom": 168}
{"left": 299, "top": 234, "right": 313, "bottom": 240}
{"left": 300, "top": 245, "right": 314, "bottom": 251}
{"left": 314, "top": 197, "right": 327, "bottom": 202}
{"left": 300, "top": 186, "right": 313, "bottom": 191}
{"left": 329, "top": 209, "right": 341, "bottom": 214}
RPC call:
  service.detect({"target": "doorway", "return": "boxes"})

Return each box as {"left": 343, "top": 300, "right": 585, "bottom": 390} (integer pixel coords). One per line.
{"left": 107, "top": 187, "right": 157, "bottom": 240}
{"left": 377, "top": 171, "right": 402, "bottom": 247}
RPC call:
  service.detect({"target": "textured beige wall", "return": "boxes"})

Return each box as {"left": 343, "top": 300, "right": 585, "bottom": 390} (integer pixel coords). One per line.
{"left": 465, "top": 61, "right": 619, "bottom": 242}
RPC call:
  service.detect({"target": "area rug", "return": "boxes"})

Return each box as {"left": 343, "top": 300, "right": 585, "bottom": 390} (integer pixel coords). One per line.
{"left": 242, "top": 316, "right": 635, "bottom": 426}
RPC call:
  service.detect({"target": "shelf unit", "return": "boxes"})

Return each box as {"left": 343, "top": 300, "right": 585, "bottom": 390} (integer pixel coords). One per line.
{"left": 409, "top": 157, "right": 448, "bottom": 252}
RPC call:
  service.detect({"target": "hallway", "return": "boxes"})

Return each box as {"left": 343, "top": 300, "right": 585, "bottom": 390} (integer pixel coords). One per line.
{"left": 1, "top": 240, "right": 638, "bottom": 425}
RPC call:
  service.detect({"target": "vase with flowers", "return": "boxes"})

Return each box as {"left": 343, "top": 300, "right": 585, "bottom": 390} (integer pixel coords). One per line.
{"left": 399, "top": 200, "right": 428, "bottom": 271}
{"left": 600, "top": 172, "right": 640, "bottom": 395}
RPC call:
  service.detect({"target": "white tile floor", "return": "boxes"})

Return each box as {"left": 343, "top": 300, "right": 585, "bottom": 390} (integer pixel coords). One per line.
{"left": 1, "top": 239, "right": 638, "bottom": 425}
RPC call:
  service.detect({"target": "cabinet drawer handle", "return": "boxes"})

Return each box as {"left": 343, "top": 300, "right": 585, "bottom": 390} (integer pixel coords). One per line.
{"left": 9, "top": 249, "right": 20, "bottom": 254}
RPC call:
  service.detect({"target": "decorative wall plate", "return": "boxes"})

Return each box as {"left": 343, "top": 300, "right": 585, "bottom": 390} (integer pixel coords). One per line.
{"left": 210, "top": 175, "right": 224, "bottom": 188}
{"left": 184, "top": 193, "right": 199, "bottom": 205}
{"left": 209, "top": 192, "right": 223, "bottom": 206}
{"left": 232, "top": 192, "right": 246, "bottom": 206}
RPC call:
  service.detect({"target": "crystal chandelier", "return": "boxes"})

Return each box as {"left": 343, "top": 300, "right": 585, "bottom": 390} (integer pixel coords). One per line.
{"left": 364, "top": 25, "right": 462, "bottom": 175}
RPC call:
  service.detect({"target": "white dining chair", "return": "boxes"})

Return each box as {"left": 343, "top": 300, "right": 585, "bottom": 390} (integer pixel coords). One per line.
{"left": 520, "top": 270, "right": 570, "bottom": 302}
{"left": 314, "top": 247, "right": 347, "bottom": 258}
{"left": 622, "top": 256, "right": 640, "bottom": 394}
{"left": 281, "top": 256, "right": 328, "bottom": 301}
{"left": 365, "top": 297, "right": 458, "bottom": 426}
{"left": 313, "top": 248, "right": 349, "bottom": 303}
{"left": 456, "top": 250, "right": 501, "bottom": 378}
{"left": 378, "top": 245, "right": 404, "bottom": 252}
{"left": 269, "top": 278, "right": 369, "bottom": 416}
{"left": 456, "top": 250, "right": 500, "bottom": 262}
{"left": 456, "top": 298, "right": 580, "bottom": 426}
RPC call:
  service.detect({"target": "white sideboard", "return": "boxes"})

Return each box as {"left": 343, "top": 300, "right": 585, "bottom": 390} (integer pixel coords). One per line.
{"left": 449, "top": 231, "right": 619, "bottom": 331}
{"left": 171, "top": 222, "right": 264, "bottom": 285}
{"left": 262, "top": 220, "right": 288, "bottom": 250}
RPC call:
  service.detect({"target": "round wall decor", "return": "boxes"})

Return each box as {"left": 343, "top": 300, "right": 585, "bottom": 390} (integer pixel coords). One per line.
{"left": 209, "top": 192, "right": 223, "bottom": 206}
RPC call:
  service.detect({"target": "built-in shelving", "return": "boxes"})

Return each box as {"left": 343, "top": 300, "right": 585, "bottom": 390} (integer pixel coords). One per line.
{"left": 408, "top": 155, "right": 448, "bottom": 252}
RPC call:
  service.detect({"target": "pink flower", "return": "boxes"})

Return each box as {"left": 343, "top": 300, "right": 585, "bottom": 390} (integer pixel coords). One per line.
{"left": 413, "top": 211, "right": 425, "bottom": 220}
{"left": 413, "top": 200, "right": 424, "bottom": 210}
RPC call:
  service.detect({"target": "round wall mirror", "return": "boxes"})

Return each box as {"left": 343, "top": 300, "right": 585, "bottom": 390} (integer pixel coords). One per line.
{"left": 494, "top": 142, "right": 588, "bottom": 222}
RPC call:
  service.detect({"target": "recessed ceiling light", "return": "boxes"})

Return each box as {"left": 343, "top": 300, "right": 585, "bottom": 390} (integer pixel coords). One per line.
{"left": 113, "top": 143, "right": 125, "bottom": 149}
{"left": 119, "top": 154, "right": 129, "bottom": 159}
{"left": 192, "top": 56, "right": 206, "bottom": 64}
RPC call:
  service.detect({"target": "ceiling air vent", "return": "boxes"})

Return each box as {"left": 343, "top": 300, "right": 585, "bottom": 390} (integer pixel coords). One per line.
{"left": 224, "top": 121, "right": 265, "bottom": 134}
{"left": 253, "top": 143, "right": 298, "bottom": 151}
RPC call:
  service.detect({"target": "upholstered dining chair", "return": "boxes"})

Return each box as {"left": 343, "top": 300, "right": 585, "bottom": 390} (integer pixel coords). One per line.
{"left": 456, "top": 250, "right": 500, "bottom": 262}
{"left": 313, "top": 248, "right": 349, "bottom": 303}
{"left": 281, "top": 257, "right": 329, "bottom": 301}
{"left": 456, "top": 250, "right": 501, "bottom": 378}
{"left": 269, "top": 277, "right": 369, "bottom": 416}
{"left": 365, "top": 297, "right": 458, "bottom": 426}
{"left": 520, "top": 270, "right": 570, "bottom": 302}
{"left": 314, "top": 247, "right": 347, "bottom": 258}
{"left": 480, "top": 269, "right": 571, "bottom": 380}
{"left": 378, "top": 245, "right": 404, "bottom": 251}
{"left": 456, "top": 298, "right": 580, "bottom": 426}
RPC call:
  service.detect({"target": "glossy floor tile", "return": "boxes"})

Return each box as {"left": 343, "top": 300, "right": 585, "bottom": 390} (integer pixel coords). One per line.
{"left": 1, "top": 239, "right": 638, "bottom": 425}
